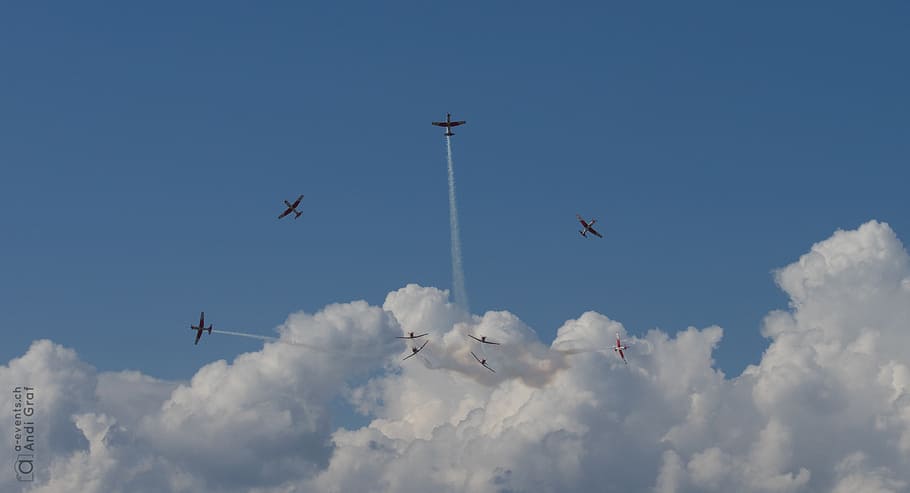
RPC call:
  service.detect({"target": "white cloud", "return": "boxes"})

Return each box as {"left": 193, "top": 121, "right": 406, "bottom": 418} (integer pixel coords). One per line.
{"left": 2, "top": 220, "right": 909, "bottom": 492}
{"left": 831, "top": 452, "right": 906, "bottom": 493}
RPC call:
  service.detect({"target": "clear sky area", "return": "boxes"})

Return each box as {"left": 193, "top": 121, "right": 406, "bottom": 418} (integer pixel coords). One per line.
{"left": 3, "top": 2, "right": 906, "bottom": 377}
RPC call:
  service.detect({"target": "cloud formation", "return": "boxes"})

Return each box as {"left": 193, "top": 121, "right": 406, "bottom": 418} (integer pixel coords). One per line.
{"left": 2, "top": 220, "right": 909, "bottom": 492}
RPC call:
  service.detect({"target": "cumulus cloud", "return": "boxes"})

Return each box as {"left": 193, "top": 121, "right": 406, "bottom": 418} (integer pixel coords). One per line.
{"left": 1, "top": 220, "right": 909, "bottom": 492}
{"left": 1, "top": 301, "right": 402, "bottom": 492}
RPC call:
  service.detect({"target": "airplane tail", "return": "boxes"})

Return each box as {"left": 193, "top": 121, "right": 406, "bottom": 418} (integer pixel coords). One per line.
{"left": 446, "top": 130, "right": 455, "bottom": 136}
{"left": 207, "top": 325, "right": 212, "bottom": 334}
{"left": 579, "top": 230, "right": 587, "bottom": 237}
{"left": 294, "top": 211, "right": 302, "bottom": 219}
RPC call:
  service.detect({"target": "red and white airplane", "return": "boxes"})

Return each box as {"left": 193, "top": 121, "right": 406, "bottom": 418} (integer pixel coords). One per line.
{"left": 468, "top": 334, "right": 500, "bottom": 345}
{"left": 396, "top": 331, "right": 428, "bottom": 340}
{"left": 402, "top": 340, "right": 429, "bottom": 361}
{"left": 576, "top": 214, "right": 603, "bottom": 238}
{"left": 431, "top": 113, "right": 466, "bottom": 137}
{"left": 278, "top": 195, "right": 304, "bottom": 219}
{"left": 613, "top": 333, "right": 628, "bottom": 363}
{"left": 190, "top": 311, "right": 213, "bottom": 345}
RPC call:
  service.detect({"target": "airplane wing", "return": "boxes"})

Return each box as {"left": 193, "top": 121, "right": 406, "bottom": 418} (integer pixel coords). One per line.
{"left": 484, "top": 364, "right": 496, "bottom": 373}
{"left": 199, "top": 312, "right": 205, "bottom": 328}
{"left": 589, "top": 227, "right": 603, "bottom": 238}
{"left": 618, "top": 349, "right": 626, "bottom": 362}
{"left": 468, "top": 335, "right": 483, "bottom": 343}
{"left": 450, "top": 121, "right": 466, "bottom": 127}
{"left": 291, "top": 195, "right": 303, "bottom": 208}
{"left": 414, "top": 332, "right": 429, "bottom": 339}
{"left": 471, "top": 351, "right": 483, "bottom": 363}
{"left": 278, "top": 207, "right": 294, "bottom": 219}
{"left": 402, "top": 341, "right": 429, "bottom": 360}
{"left": 485, "top": 340, "right": 501, "bottom": 345}
{"left": 194, "top": 330, "right": 202, "bottom": 345}
{"left": 576, "top": 214, "right": 588, "bottom": 228}
{"left": 431, "top": 122, "right": 447, "bottom": 127}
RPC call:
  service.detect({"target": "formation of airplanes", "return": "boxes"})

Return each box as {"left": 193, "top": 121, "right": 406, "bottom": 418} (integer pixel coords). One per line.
{"left": 396, "top": 330, "right": 506, "bottom": 372}
{"left": 192, "top": 112, "right": 630, "bottom": 364}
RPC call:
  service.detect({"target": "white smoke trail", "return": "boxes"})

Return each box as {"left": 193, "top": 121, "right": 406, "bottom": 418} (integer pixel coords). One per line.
{"left": 445, "top": 135, "right": 470, "bottom": 311}
{"left": 211, "top": 329, "right": 279, "bottom": 343}
{"left": 210, "top": 329, "right": 377, "bottom": 357}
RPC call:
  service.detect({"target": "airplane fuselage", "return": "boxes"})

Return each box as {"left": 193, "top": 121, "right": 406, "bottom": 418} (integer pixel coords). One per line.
{"left": 577, "top": 215, "right": 603, "bottom": 239}
{"left": 278, "top": 195, "right": 304, "bottom": 219}
{"left": 432, "top": 113, "right": 465, "bottom": 136}
{"left": 191, "top": 311, "right": 213, "bottom": 345}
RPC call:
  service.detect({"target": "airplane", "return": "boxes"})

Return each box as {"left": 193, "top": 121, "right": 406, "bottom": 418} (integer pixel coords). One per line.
{"left": 576, "top": 214, "right": 603, "bottom": 238}
{"left": 431, "top": 113, "right": 466, "bottom": 136}
{"left": 468, "top": 334, "right": 500, "bottom": 345}
{"left": 190, "top": 311, "right": 213, "bottom": 345}
{"left": 396, "top": 331, "right": 429, "bottom": 340}
{"left": 470, "top": 351, "right": 496, "bottom": 373}
{"left": 613, "top": 333, "right": 628, "bottom": 363}
{"left": 278, "top": 195, "right": 304, "bottom": 219}
{"left": 402, "top": 340, "right": 429, "bottom": 361}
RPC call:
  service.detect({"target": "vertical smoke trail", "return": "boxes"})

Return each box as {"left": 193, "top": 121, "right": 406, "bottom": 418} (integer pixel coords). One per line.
{"left": 446, "top": 135, "right": 470, "bottom": 311}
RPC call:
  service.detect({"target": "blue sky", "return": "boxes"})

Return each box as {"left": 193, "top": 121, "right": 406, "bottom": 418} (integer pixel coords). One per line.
{"left": 1, "top": 1, "right": 907, "bottom": 382}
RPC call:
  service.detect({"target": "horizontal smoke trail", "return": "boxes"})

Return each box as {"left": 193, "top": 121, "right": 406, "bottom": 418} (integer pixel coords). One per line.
{"left": 211, "top": 329, "right": 278, "bottom": 342}
{"left": 209, "top": 329, "right": 381, "bottom": 357}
